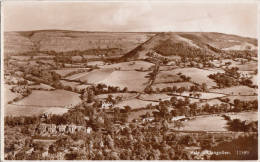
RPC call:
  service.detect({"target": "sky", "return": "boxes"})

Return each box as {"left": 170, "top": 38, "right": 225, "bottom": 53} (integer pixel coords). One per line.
{"left": 3, "top": 1, "right": 258, "bottom": 38}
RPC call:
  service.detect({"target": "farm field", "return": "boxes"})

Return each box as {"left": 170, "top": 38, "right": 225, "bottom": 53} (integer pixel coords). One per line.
{"left": 173, "top": 91, "right": 226, "bottom": 99}
{"left": 98, "top": 71, "right": 150, "bottom": 92}
{"left": 128, "top": 109, "right": 159, "bottom": 122}
{"left": 139, "top": 93, "right": 172, "bottom": 101}
{"left": 152, "top": 82, "right": 195, "bottom": 90}
{"left": 174, "top": 111, "right": 258, "bottom": 131}
{"left": 4, "top": 84, "right": 19, "bottom": 104}
{"left": 4, "top": 104, "right": 68, "bottom": 116}
{"left": 102, "top": 61, "right": 154, "bottom": 71}
{"left": 209, "top": 86, "right": 257, "bottom": 95}
{"left": 177, "top": 115, "right": 228, "bottom": 131}
{"left": 222, "top": 95, "right": 257, "bottom": 103}
{"left": 114, "top": 98, "right": 158, "bottom": 109}
{"left": 29, "top": 83, "right": 54, "bottom": 90}
{"left": 66, "top": 68, "right": 114, "bottom": 83}
{"left": 14, "top": 90, "right": 81, "bottom": 107}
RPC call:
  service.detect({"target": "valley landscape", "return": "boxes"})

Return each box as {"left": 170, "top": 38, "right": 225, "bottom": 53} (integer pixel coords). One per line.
{"left": 3, "top": 30, "right": 258, "bottom": 160}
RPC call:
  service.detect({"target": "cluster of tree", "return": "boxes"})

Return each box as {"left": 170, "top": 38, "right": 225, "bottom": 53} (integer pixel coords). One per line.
{"left": 223, "top": 116, "right": 258, "bottom": 132}
{"left": 21, "top": 66, "right": 62, "bottom": 88}
{"left": 208, "top": 73, "right": 238, "bottom": 88}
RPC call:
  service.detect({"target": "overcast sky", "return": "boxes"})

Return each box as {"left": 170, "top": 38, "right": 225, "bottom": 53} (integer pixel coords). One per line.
{"left": 3, "top": 1, "right": 258, "bottom": 38}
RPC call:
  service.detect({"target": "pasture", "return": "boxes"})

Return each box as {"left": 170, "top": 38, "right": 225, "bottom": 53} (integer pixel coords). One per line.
{"left": 102, "top": 61, "right": 154, "bottom": 71}
{"left": 98, "top": 71, "right": 150, "bottom": 91}
{"left": 4, "top": 104, "right": 68, "bottom": 117}
{"left": 14, "top": 90, "right": 81, "bottom": 107}
{"left": 114, "top": 98, "right": 158, "bottom": 109}
{"left": 210, "top": 86, "right": 257, "bottom": 96}
{"left": 152, "top": 82, "right": 195, "bottom": 90}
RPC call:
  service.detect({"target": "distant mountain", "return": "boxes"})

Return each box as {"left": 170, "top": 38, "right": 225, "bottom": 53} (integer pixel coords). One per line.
{"left": 121, "top": 32, "right": 257, "bottom": 60}
{"left": 4, "top": 30, "right": 155, "bottom": 56}
{"left": 4, "top": 31, "right": 257, "bottom": 58}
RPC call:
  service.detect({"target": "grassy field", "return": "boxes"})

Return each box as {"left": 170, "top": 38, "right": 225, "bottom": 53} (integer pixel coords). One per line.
{"left": 65, "top": 68, "right": 114, "bottom": 83}
{"left": 128, "top": 109, "right": 158, "bottom": 122}
{"left": 223, "top": 96, "right": 257, "bottom": 103}
{"left": 4, "top": 104, "right": 68, "bottom": 116}
{"left": 29, "top": 83, "right": 54, "bottom": 90}
{"left": 173, "top": 111, "right": 258, "bottom": 131}
{"left": 115, "top": 98, "right": 158, "bottom": 109}
{"left": 210, "top": 86, "right": 257, "bottom": 95}
{"left": 152, "top": 82, "right": 195, "bottom": 90}
{"left": 155, "top": 71, "right": 181, "bottom": 83}
{"left": 98, "top": 71, "right": 149, "bottom": 91}
{"left": 228, "top": 111, "right": 258, "bottom": 121}
{"left": 102, "top": 61, "right": 154, "bottom": 71}
{"left": 174, "top": 91, "right": 225, "bottom": 99}
{"left": 4, "top": 84, "right": 19, "bottom": 104}
{"left": 14, "top": 90, "right": 81, "bottom": 107}
{"left": 139, "top": 94, "right": 172, "bottom": 101}
{"left": 178, "top": 115, "right": 228, "bottom": 131}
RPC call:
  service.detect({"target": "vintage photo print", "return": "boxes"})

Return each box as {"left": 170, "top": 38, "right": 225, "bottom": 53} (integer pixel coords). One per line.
{"left": 1, "top": 0, "right": 258, "bottom": 160}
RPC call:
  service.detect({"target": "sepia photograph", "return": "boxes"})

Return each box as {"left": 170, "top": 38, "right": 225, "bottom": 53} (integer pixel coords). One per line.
{"left": 1, "top": 0, "right": 258, "bottom": 160}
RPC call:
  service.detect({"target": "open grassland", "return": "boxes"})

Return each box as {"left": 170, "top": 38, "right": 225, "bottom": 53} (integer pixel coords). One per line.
{"left": 174, "top": 111, "right": 258, "bottom": 131}
{"left": 102, "top": 61, "right": 154, "bottom": 71}
{"left": 14, "top": 90, "right": 81, "bottom": 107}
{"left": 251, "top": 75, "right": 257, "bottom": 85}
{"left": 156, "top": 68, "right": 221, "bottom": 88}
{"left": 98, "top": 71, "right": 149, "bottom": 91}
{"left": 65, "top": 68, "right": 114, "bottom": 83}
{"left": 4, "top": 104, "right": 68, "bottom": 117}
{"left": 178, "top": 115, "right": 228, "bottom": 131}
{"left": 210, "top": 86, "right": 257, "bottom": 96}
{"left": 223, "top": 96, "right": 257, "bottom": 104}
{"left": 4, "top": 85, "right": 19, "bottom": 104}
{"left": 139, "top": 94, "right": 172, "bottom": 101}
{"left": 198, "top": 99, "right": 224, "bottom": 106}
{"left": 29, "top": 83, "right": 54, "bottom": 90}
{"left": 174, "top": 91, "right": 226, "bottom": 99}
{"left": 155, "top": 71, "right": 181, "bottom": 83}
{"left": 228, "top": 111, "right": 258, "bottom": 121}
{"left": 115, "top": 98, "right": 158, "bottom": 109}
{"left": 230, "top": 61, "right": 257, "bottom": 71}
{"left": 152, "top": 82, "right": 195, "bottom": 90}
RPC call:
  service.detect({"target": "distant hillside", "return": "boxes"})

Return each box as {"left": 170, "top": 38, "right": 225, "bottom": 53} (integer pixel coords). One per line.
{"left": 4, "top": 30, "right": 155, "bottom": 56}
{"left": 121, "top": 32, "right": 257, "bottom": 60}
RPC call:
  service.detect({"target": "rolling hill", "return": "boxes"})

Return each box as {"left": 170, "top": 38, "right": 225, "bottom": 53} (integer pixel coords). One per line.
{"left": 121, "top": 32, "right": 257, "bottom": 61}
{"left": 4, "top": 30, "right": 155, "bottom": 56}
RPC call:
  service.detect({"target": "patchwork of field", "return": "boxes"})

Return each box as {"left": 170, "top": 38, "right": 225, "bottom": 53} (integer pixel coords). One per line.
{"left": 155, "top": 68, "right": 221, "bottom": 87}
{"left": 210, "top": 86, "right": 257, "bottom": 95}
{"left": 102, "top": 61, "right": 154, "bottom": 71}
{"left": 14, "top": 90, "right": 81, "bottom": 107}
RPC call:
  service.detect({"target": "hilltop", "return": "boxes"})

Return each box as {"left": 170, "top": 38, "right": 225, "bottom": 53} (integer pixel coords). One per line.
{"left": 121, "top": 32, "right": 257, "bottom": 61}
